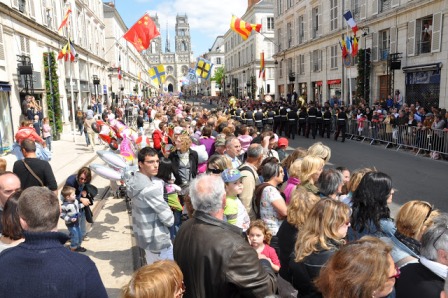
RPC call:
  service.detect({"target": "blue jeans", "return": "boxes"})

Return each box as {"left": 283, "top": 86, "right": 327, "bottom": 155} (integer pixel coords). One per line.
{"left": 67, "top": 223, "right": 82, "bottom": 248}
{"left": 45, "top": 136, "right": 52, "bottom": 151}
{"left": 79, "top": 210, "right": 87, "bottom": 238}
{"left": 169, "top": 210, "right": 182, "bottom": 240}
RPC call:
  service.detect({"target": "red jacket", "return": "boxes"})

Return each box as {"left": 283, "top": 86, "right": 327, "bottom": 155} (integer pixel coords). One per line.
{"left": 152, "top": 129, "right": 164, "bottom": 150}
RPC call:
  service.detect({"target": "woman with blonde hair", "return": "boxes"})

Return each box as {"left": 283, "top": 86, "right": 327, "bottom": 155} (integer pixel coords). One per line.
{"left": 315, "top": 236, "right": 397, "bottom": 298}
{"left": 299, "top": 155, "right": 325, "bottom": 196}
{"left": 168, "top": 134, "right": 198, "bottom": 192}
{"left": 122, "top": 260, "right": 185, "bottom": 298}
{"left": 288, "top": 199, "right": 351, "bottom": 297}
{"left": 277, "top": 187, "right": 320, "bottom": 293}
{"left": 206, "top": 154, "right": 232, "bottom": 175}
{"left": 382, "top": 200, "right": 440, "bottom": 268}
{"left": 307, "top": 142, "right": 331, "bottom": 163}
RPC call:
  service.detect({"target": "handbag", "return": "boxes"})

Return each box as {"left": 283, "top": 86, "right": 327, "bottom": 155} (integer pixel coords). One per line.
{"left": 22, "top": 160, "right": 44, "bottom": 187}
{"left": 84, "top": 205, "right": 94, "bottom": 223}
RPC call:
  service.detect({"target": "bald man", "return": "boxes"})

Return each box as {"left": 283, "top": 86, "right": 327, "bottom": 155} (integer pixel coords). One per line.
{"left": 0, "top": 171, "right": 21, "bottom": 233}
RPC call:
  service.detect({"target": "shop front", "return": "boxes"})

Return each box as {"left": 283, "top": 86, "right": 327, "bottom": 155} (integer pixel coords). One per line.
{"left": 403, "top": 63, "right": 441, "bottom": 109}
{"left": 0, "top": 82, "right": 13, "bottom": 154}
{"left": 327, "top": 79, "right": 341, "bottom": 103}
{"left": 312, "top": 81, "right": 323, "bottom": 104}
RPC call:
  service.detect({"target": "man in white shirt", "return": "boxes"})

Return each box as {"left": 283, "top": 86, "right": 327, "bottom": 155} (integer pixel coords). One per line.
{"left": 225, "top": 136, "right": 242, "bottom": 168}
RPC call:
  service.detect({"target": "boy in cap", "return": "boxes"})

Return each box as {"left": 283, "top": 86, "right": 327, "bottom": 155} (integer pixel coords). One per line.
{"left": 276, "top": 137, "right": 289, "bottom": 162}
{"left": 221, "top": 169, "right": 250, "bottom": 232}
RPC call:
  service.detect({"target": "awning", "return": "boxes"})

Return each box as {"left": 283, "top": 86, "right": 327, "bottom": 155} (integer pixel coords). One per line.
{"left": 402, "top": 62, "right": 442, "bottom": 73}
{"left": 0, "top": 82, "right": 11, "bottom": 92}
{"left": 315, "top": 81, "right": 323, "bottom": 86}
{"left": 327, "top": 79, "right": 341, "bottom": 85}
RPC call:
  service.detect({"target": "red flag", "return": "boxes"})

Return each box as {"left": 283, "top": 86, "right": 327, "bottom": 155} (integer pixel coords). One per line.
{"left": 123, "top": 13, "right": 160, "bottom": 52}
{"left": 57, "top": 39, "right": 76, "bottom": 62}
{"left": 351, "top": 36, "right": 359, "bottom": 57}
{"left": 58, "top": 6, "right": 72, "bottom": 32}
{"left": 230, "top": 15, "right": 262, "bottom": 40}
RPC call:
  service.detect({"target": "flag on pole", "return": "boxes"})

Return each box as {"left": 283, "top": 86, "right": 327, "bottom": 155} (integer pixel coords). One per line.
{"left": 148, "top": 64, "right": 166, "bottom": 86}
{"left": 186, "top": 68, "right": 197, "bottom": 84}
{"left": 340, "top": 39, "right": 348, "bottom": 58}
{"left": 58, "top": 6, "right": 72, "bottom": 33}
{"left": 230, "top": 15, "right": 262, "bottom": 40}
{"left": 57, "top": 39, "right": 77, "bottom": 62}
{"left": 195, "top": 58, "right": 213, "bottom": 80}
{"left": 345, "top": 36, "right": 352, "bottom": 55}
{"left": 123, "top": 13, "right": 160, "bottom": 52}
{"left": 351, "top": 36, "right": 359, "bottom": 57}
{"left": 259, "top": 52, "right": 265, "bottom": 80}
{"left": 343, "top": 11, "right": 358, "bottom": 35}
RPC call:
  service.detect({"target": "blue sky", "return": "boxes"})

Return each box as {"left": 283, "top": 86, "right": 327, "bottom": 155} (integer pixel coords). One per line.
{"left": 116, "top": 0, "right": 248, "bottom": 57}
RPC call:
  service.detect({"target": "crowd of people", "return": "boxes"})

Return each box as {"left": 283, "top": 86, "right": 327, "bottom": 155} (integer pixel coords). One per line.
{"left": 0, "top": 92, "right": 447, "bottom": 298}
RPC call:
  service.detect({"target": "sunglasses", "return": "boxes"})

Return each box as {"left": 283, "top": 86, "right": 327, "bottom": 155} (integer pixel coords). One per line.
{"left": 206, "top": 168, "right": 223, "bottom": 174}
{"left": 388, "top": 265, "right": 400, "bottom": 279}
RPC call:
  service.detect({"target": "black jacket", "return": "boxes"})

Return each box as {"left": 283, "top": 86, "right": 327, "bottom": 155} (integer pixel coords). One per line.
{"left": 174, "top": 211, "right": 277, "bottom": 298}
{"left": 168, "top": 149, "right": 198, "bottom": 186}
{"left": 395, "top": 261, "right": 444, "bottom": 298}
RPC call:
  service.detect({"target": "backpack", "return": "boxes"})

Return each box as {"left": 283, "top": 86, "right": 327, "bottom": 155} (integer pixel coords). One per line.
{"left": 252, "top": 182, "right": 271, "bottom": 219}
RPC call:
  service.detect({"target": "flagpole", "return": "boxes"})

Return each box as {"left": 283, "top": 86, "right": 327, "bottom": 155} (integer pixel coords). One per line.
{"left": 69, "top": 59, "right": 76, "bottom": 143}
{"left": 347, "top": 27, "right": 353, "bottom": 106}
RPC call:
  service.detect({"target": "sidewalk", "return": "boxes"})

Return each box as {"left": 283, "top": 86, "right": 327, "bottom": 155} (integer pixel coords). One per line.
{"left": 3, "top": 123, "right": 136, "bottom": 296}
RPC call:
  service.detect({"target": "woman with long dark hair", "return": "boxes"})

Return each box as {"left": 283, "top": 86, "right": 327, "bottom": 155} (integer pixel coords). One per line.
{"left": 347, "top": 171, "right": 396, "bottom": 242}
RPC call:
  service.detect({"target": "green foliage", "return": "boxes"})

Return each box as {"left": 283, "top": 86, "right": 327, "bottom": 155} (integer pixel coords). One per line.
{"left": 210, "top": 66, "right": 225, "bottom": 87}
{"left": 43, "top": 52, "right": 62, "bottom": 139}
{"left": 356, "top": 48, "right": 371, "bottom": 103}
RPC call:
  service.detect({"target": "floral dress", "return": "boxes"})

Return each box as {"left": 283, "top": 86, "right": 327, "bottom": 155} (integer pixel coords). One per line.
{"left": 260, "top": 185, "right": 284, "bottom": 235}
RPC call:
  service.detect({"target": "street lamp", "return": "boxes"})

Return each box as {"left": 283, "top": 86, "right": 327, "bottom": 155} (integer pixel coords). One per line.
{"left": 92, "top": 75, "right": 100, "bottom": 104}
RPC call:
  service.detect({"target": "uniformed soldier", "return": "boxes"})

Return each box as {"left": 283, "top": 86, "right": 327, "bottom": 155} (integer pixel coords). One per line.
{"left": 298, "top": 106, "right": 308, "bottom": 137}
{"left": 235, "top": 107, "right": 243, "bottom": 122}
{"left": 254, "top": 108, "right": 264, "bottom": 131}
{"left": 322, "top": 106, "right": 332, "bottom": 138}
{"left": 334, "top": 107, "right": 348, "bottom": 142}
{"left": 265, "top": 107, "right": 275, "bottom": 126}
{"left": 306, "top": 102, "right": 318, "bottom": 139}
{"left": 287, "top": 105, "right": 298, "bottom": 139}
{"left": 316, "top": 105, "right": 323, "bottom": 137}
{"left": 273, "top": 104, "right": 281, "bottom": 134}
{"left": 279, "top": 104, "right": 288, "bottom": 137}
{"left": 244, "top": 108, "right": 254, "bottom": 127}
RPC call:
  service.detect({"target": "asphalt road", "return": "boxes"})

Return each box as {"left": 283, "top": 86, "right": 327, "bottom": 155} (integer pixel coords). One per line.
{"left": 186, "top": 97, "right": 448, "bottom": 213}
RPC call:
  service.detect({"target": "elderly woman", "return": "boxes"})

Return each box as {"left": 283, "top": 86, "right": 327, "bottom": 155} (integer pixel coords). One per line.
{"left": 316, "top": 168, "right": 344, "bottom": 200}
{"left": 382, "top": 200, "right": 439, "bottom": 268}
{"left": 316, "top": 236, "right": 398, "bottom": 298}
{"left": 307, "top": 142, "right": 331, "bottom": 163}
{"left": 348, "top": 171, "right": 396, "bottom": 241}
{"left": 168, "top": 133, "right": 199, "bottom": 194}
{"left": 288, "top": 199, "right": 351, "bottom": 297}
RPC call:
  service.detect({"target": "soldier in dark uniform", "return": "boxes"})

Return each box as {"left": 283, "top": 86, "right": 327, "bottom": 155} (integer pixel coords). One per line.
{"left": 235, "top": 107, "right": 243, "bottom": 122}
{"left": 298, "top": 106, "right": 308, "bottom": 137}
{"left": 254, "top": 108, "right": 264, "bottom": 131}
{"left": 230, "top": 107, "right": 236, "bottom": 120}
{"left": 316, "top": 105, "right": 323, "bottom": 138}
{"left": 273, "top": 105, "right": 281, "bottom": 134}
{"left": 287, "top": 105, "right": 298, "bottom": 139}
{"left": 322, "top": 106, "right": 332, "bottom": 138}
{"left": 279, "top": 104, "right": 288, "bottom": 137}
{"left": 334, "top": 107, "right": 348, "bottom": 142}
{"left": 265, "top": 107, "right": 275, "bottom": 126}
{"left": 244, "top": 108, "right": 254, "bottom": 127}
{"left": 306, "top": 102, "right": 318, "bottom": 139}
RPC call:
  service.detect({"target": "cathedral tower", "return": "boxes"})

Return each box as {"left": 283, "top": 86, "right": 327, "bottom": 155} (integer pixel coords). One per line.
{"left": 175, "top": 14, "right": 191, "bottom": 53}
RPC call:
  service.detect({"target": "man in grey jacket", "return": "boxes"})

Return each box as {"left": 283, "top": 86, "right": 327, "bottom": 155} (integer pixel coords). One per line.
{"left": 126, "top": 147, "right": 174, "bottom": 264}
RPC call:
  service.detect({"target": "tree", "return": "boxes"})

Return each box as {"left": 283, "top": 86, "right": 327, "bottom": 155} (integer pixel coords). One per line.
{"left": 210, "top": 66, "right": 225, "bottom": 88}
{"left": 43, "top": 52, "right": 62, "bottom": 139}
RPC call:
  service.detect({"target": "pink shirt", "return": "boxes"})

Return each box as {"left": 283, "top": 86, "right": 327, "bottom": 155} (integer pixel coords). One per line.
{"left": 238, "top": 135, "right": 253, "bottom": 153}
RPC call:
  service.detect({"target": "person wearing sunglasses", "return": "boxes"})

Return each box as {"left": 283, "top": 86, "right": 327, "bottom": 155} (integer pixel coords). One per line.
{"left": 288, "top": 199, "right": 351, "bottom": 297}
{"left": 395, "top": 213, "right": 448, "bottom": 298}
{"left": 316, "top": 236, "right": 397, "bottom": 298}
{"left": 381, "top": 200, "right": 440, "bottom": 268}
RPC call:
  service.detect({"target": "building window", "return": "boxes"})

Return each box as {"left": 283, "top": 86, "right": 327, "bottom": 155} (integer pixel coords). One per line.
{"left": 277, "top": 28, "right": 283, "bottom": 51}
{"left": 379, "top": 0, "right": 392, "bottom": 13}
{"left": 287, "top": 0, "right": 293, "bottom": 9}
{"left": 312, "top": 50, "right": 322, "bottom": 72}
{"left": 279, "top": 60, "right": 283, "bottom": 78}
{"left": 18, "top": 0, "right": 26, "bottom": 13}
{"left": 352, "top": 0, "right": 360, "bottom": 20}
{"left": 277, "top": 0, "right": 282, "bottom": 16}
{"left": 216, "top": 57, "right": 221, "bottom": 65}
{"left": 417, "top": 16, "right": 433, "bottom": 54}
{"left": 330, "top": 45, "right": 338, "bottom": 69}
{"left": 379, "top": 30, "right": 390, "bottom": 61}
{"left": 299, "top": 54, "right": 305, "bottom": 74}
{"left": 330, "top": 0, "right": 338, "bottom": 31}
{"left": 287, "top": 22, "right": 293, "bottom": 48}
{"left": 267, "top": 17, "right": 274, "bottom": 30}
{"left": 312, "top": 6, "right": 319, "bottom": 39}
{"left": 19, "top": 35, "right": 30, "bottom": 56}
{"left": 298, "top": 15, "right": 305, "bottom": 44}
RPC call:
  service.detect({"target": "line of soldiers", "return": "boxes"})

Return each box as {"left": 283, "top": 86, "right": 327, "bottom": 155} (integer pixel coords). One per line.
{"left": 229, "top": 101, "right": 349, "bottom": 142}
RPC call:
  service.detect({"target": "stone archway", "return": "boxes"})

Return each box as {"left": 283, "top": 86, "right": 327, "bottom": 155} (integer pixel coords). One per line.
{"left": 168, "top": 83, "right": 174, "bottom": 93}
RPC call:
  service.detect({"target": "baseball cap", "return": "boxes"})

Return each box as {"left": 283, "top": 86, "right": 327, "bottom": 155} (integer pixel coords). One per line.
{"left": 214, "top": 135, "right": 226, "bottom": 147}
{"left": 221, "top": 169, "right": 246, "bottom": 183}
{"left": 278, "top": 137, "right": 288, "bottom": 148}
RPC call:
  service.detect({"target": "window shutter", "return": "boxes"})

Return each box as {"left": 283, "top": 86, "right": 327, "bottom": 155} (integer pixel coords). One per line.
{"left": 372, "top": 32, "right": 379, "bottom": 61}
{"left": 372, "top": 0, "right": 379, "bottom": 15}
{"left": 389, "top": 27, "right": 397, "bottom": 53}
{"left": 0, "top": 25, "right": 5, "bottom": 63}
{"left": 318, "top": 4, "right": 322, "bottom": 37}
{"left": 303, "top": 15, "right": 307, "bottom": 43}
{"left": 310, "top": 51, "right": 314, "bottom": 72}
{"left": 29, "top": 0, "right": 36, "bottom": 19}
{"left": 42, "top": 0, "right": 48, "bottom": 26}
{"left": 407, "top": 20, "right": 415, "bottom": 56}
{"left": 431, "top": 12, "right": 442, "bottom": 53}
{"left": 318, "top": 49, "right": 322, "bottom": 71}
{"left": 360, "top": 0, "right": 366, "bottom": 20}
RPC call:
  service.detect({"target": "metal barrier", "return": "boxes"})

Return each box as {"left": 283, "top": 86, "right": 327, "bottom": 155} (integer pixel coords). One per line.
{"left": 345, "top": 119, "right": 448, "bottom": 159}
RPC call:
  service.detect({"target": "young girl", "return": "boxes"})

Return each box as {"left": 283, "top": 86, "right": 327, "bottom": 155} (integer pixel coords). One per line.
{"left": 247, "top": 220, "right": 280, "bottom": 272}
{"left": 237, "top": 125, "right": 252, "bottom": 155}
{"left": 156, "top": 158, "right": 183, "bottom": 240}
{"left": 42, "top": 117, "right": 52, "bottom": 151}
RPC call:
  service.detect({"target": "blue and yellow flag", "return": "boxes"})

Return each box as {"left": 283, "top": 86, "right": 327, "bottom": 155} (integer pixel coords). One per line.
{"left": 195, "top": 58, "right": 213, "bottom": 80}
{"left": 148, "top": 64, "right": 166, "bottom": 86}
